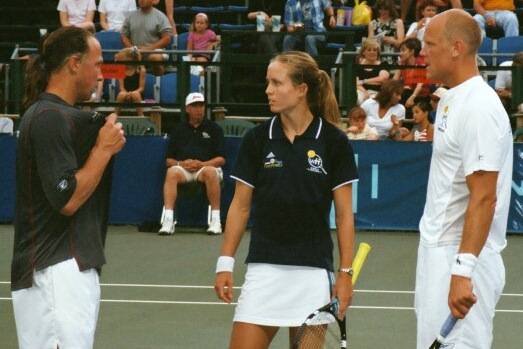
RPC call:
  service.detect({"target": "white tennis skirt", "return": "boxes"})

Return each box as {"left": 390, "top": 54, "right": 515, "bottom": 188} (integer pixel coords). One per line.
{"left": 233, "top": 263, "right": 333, "bottom": 327}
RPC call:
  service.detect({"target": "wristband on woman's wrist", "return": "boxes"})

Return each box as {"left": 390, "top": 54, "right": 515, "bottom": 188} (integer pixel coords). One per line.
{"left": 450, "top": 253, "right": 478, "bottom": 278}
{"left": 216, "top": 256, "right": 235, "bottom": 273}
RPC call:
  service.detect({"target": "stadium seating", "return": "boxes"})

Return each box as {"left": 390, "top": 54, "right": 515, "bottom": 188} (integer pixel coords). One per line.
{"left": 95, "top": 31, "right": 123, "bottom": 62}
{"left": 479, "top": 37, "right": 494, "bottom": 65}
{"left": 497, "top": 36, "right": 523, "bottom": 64}
{"left": 216, "top": 119, "right": 255, "bottom": 137}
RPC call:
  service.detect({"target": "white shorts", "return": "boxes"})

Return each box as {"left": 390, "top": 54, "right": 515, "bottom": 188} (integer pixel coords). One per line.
{"left": 233, "top": 263, "right": 333, "bottom": 327}
{"left": 12, "top": 258, "right": 101, "bottom": 349}
{"left": 172, "top": 165, "right": 223, "bottom": 183}
{"left": 415, "top": 244, "right": 505, "bottom": 349}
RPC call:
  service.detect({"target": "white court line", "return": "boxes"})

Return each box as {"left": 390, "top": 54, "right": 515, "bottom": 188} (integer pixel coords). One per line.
{"left": 1, "top": 281, "right": 522, "bottom": 297}
{"left": 0, "top": 297, "right": 522, "bottom": 313}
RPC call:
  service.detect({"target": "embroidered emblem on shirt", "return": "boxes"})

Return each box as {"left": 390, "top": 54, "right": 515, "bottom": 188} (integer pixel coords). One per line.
{"left": 437, "top": 105, "right": 448, "bottom": 132}
{"left": 306, "top": 150, "right": 327, "bottom": 175}
{"left": 264, "top": 152, "right": 283, "bottom": 168}
{"left": 202, "top": 132, "right": 211, "bottom": 138}
{"left": 57, "top": 179, "right": 69, "bottom": 192}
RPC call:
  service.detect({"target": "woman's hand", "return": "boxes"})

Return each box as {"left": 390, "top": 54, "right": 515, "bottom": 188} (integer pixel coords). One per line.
{"left": 332, "top": 273, "right": 353, "bottom": 320}
{"left": 214, "top": 272, "right": 234, "bottom": 303}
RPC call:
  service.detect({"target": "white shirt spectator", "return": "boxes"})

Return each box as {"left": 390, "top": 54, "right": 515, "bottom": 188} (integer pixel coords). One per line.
{"left": 406, "top": 22, "right": 427, "bottom": 44}
{"left": 419, "top": 76, "right": 512, "bottom": 252}
{"left": 494, "top": 60, "right": 513, "bottom": 90}
{"left": 57, "top": 0, "right": 96, "bottom": 26}
{"left": 361, "top": 98, "right": 406, "bottom": 139}
{"left": 0, "top": 117, "right": 14, "bottom": 134}
{"left": 98, "top": 0, "right": 137, "bottom": 32}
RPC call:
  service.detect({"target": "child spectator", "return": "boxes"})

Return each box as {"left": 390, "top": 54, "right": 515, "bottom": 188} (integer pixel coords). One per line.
{"left": 405, "top": 0, "right": 438, "bottom": 44}
{"left": 394, "top": 38, "right": 430, "bottom": 108}
{"left": 188, "top": 13, "right": 219, "bottom": 62}
{"left": 115, "top": 47, "right": 146, "bottom": 116}
{"left": 368, "top": 0, "right": 405, "bottom": 64}
{"left": 57, "top": 0, "right": 96, "bottom": 33}
{"left": 98, "top": 0, "right": 137, "bottom": 32}
{"left": 346, "top": 106, "right": 379, "bottom": 140}
{"left": 356, "top": 38, "right": 391, "bottom": 105}
{"left": 402, "top": 100, "right": 434, "bottom": 141}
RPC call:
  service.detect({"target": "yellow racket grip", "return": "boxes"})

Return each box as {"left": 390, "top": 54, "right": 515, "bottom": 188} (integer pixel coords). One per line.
{"left": 352, "top": 242, "right": 372, "bottom": 286}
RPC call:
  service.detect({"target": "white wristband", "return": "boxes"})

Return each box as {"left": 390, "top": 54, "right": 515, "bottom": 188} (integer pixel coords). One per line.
{"left": 451, "top": 253, "right": 478, "bottom": 278}
{"left": 216, "top": 256, "right": 235, "bottom": 273}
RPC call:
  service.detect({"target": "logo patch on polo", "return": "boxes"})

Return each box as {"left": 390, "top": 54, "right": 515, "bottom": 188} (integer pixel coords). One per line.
{"left": 57, "top": 179, "right": 69, "bottom": 192}
{"left": 202, "top": 132, "right": 211, "bottom": 138}
{"left": 264, "top": 152, "right": 283, "bottom": 168}
{"left": 438, "top": 105, "right": 448, "bottom": 132}
{"left": 306, "top": 150, "right": 327, "bottom": 175}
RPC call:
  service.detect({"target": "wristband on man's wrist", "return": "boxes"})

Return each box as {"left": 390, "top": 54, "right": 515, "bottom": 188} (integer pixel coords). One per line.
{"left": 450, "top": 253, "right": 478, "bottom": 278}
{"left": 216, "top": 256, "right": 235, "bottom": 273}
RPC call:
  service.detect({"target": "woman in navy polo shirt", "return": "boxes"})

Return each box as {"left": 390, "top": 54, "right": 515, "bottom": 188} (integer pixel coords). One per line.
{"left": 214, "top": 51, "right": 359, "bottom": 348}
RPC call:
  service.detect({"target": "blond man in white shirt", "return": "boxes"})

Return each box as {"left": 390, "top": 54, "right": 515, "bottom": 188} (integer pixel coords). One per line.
{"left": 417, "top": 9, "right": 513, "bottom": 349}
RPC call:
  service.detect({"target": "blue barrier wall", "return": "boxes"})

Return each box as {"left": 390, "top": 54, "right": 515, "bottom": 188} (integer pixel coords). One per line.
{"left": 1, "top": 135, "right": 522, "bottom": 233}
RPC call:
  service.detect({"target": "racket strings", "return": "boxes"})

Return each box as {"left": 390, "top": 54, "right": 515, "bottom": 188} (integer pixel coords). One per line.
{"left": 293, "top": 313, "right": 341, "bottom": 349}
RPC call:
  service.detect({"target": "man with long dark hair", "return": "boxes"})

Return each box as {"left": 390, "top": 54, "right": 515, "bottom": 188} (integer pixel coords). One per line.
{"left": 11, "top": 27, "right": 125, "bottom": 349}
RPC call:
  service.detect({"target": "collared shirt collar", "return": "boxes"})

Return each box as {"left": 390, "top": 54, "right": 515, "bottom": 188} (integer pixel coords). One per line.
{"left": 269, "top": 115, "right": 323, "bottom": 140}
{"left": 38, "top": 92, "right": 72, "bottom": 106}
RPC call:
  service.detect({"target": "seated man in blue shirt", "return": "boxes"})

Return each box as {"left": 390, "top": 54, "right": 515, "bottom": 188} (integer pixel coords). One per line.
{"left": 159, "top": 92, "right": 226, "bottom": 235}
{"left": 283, "top": 0, "right": 336, "bottom": 57}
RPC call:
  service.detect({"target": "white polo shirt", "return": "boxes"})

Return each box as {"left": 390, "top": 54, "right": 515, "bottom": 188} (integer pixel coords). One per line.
{"left": 361, "top": 98, "right": 406, "bottom": 139}
{"left": 419, "top": 76, "right": 513, "bottom": 252}
{"left": 98, "top": 0, "right": 137, "bottom": 31}
{"left": 57, "top": 0, "right": 96, "bottom": 26}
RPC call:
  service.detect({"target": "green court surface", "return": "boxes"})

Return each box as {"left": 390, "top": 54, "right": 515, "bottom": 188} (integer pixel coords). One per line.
{"left": 1, "top": 225, "right": 522, "bottom": 348}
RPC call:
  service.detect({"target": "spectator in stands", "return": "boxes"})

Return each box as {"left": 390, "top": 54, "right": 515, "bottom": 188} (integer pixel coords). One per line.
{"left": 361, "top": 79, "right": 406, "bottom": 139}
{"left": 159, "top": 92, "right": 226, "bottom": 236}
{"left": 188, "top": 13, "right": 219, "bottom": 62}
{"left": 402, "top": 100, "right": 434, "bottom": 141}
{"left": 282, "top": 0, "right": 336, "bottom": 57}
{"left": 405, "top": 0, "right": 439, "bottom": 44}
{"left": 473, "top": 0, "right": 519, "bottom": 38}
{"left": 115, "top": 47, "right": 146, "bottom": 116}
{"left": 98, "top": 0, "right": 137, "bottom": 32}
{"left": 393, "top": 38, "right": 431, "bottom": 108}
{"left": 153, "top": 0, "right": 176, "bottom": 34}
{"left": 57, "top": 0, "right": 96, "bottom": 33}
{"left": 346, "top": 106, "right": 379, "bottom": 140}
{"left": 247, "top": 0, "right": 286, "bottom": 55}
{"left": 495, "top": 51, "right": 523, "bottom": 106}
{"left": 0, "top": 117, "right": 14, "bottom": 135}
{"left": 121, "top": 0, "right": 173, "bottom": 76}
{"left": 356, "top": 38, "right": 391, "bottom": 105}
{"left": 368, "top": 0, "right": 405, "bottom": 64}
{"left": 401, "top": 0, "right": 462, "bottom": 24}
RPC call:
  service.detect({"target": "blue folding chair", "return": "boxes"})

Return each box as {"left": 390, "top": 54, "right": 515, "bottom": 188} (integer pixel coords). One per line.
{"left": 160, "top": 73, "right": 178, "bottom": 104}
{"left": 143, "top": 73, "right": 160, "bottom": 102}
{"left": 95, "top": 31, "right": 123, "bottom": 62}
{"left": 479, "top": 37, "right": 493, "bottom": 65}
{"left": 497, "top": 36, "right": 523, "bottom": 64}
{"left": 177, "top": 32, "right": 189, "bottom": 50}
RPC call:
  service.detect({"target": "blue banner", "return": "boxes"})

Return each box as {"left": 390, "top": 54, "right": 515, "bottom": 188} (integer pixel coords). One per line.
{"left": 1, "top": 135, "right": 522, "bottom": 233}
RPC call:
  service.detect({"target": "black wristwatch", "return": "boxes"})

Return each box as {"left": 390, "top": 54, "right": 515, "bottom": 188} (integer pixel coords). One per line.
{"left": 338, "top": 267, "right": 354, "bottom": 276}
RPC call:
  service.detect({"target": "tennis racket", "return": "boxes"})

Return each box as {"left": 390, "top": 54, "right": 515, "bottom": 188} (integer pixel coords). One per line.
{"left": 292, "top": 242, "right": 372, "bottom": 349}
{"left": 428, "top": 314, "right": 457, "bottom": 349}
